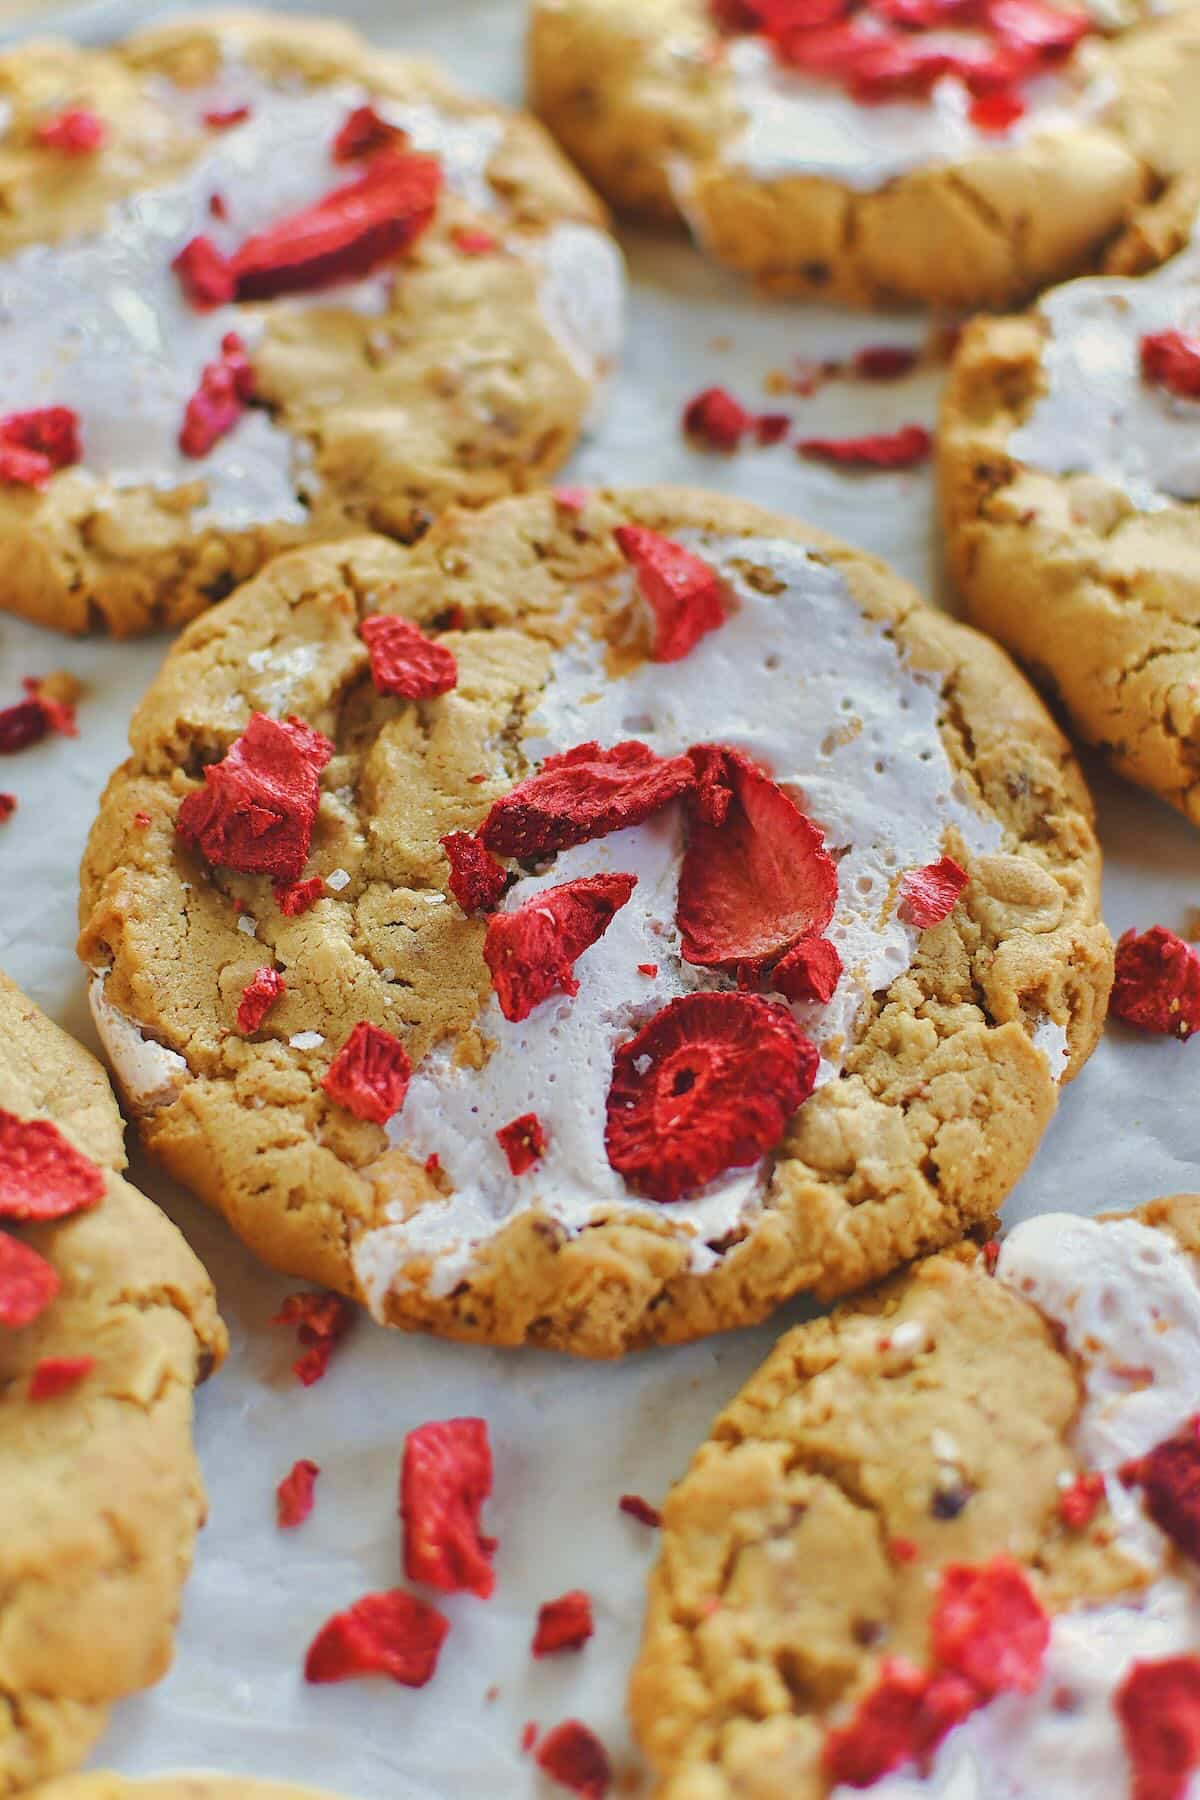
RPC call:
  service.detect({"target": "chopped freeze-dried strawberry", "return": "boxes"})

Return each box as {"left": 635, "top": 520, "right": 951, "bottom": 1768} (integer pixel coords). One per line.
{"left": 772, "top": 934, "right": 843, "bottom": 1004}
{"left": 480, "top": 740, "right": 694, "bottom": 859}
{"left": 798, "top": 424, "right": 932, "bottom": 468}
{"left": 359, "top": 614, "right": 457, "bottom": 699}
{"left": 930, "top": 1556, "right": 1049, "bottom": 1698}
{"left": 0, "top": 795, "right": 14, "bottom": 824}
{"left": 28, "top": 1354, "right": 95, "bottom": 1400}
{"left": 202, "top": 104, "right": 251, "bottom": 129}
{"left": 986, "top": 0, "right": 1089, "bottom": 59}
{"left": 274, "top": 875, "right": 325, "bottom": 917}
{"left": 605, "top": 992, "right": 818, "bottom": 1202}
{"left": 452, "top": 226, "right": 501, "bottom": 255}
{"left": 0, "top": 441, "right": 50, "bottom": 487}
{"left": 0, "top": 405, "right": 83, "bottom": 488}
{"left": 683, "top": 386, "right": 756, "bottom": 451}
{"left": 1121, "top": 1419, "right": 1200, "bottom": 1561}
{"left": 237, "top": 966, "right": 285, "bottom": 1034}
{"left": 401, "top": 1416, "right": 497, "bottom": 1598}
{"left": 322, "top": 1022, "right": 412, "bottom": 1124}
{"left": 614, "top": 525, "right": 726, "bottom": 663}
{"left": 209, "top": 191, "right": 228, "bottom": 219}
{"left": 277, "top": 1458, "right": 320, "bottom": 1529}
{"left": 969, "top": 87, "right": 1025, "bottom": 130}
{"left": 484, "top": 874, "right": 637, "bottom": 1023}
{"left": 898, "top": 855, "right": 969, "bottom": 928}
{"left": 272, "top": 1290, "right": 355, "bottom": 1387}
{"left": 233, "top": 152, "right": 441, "bottom": 300}
{"left": 756, "top": 412, "right": 791, "bottom": 444}
{"left": 535, "top": 1720, "right": 613, "bottom": 1799}
{"left": 0, "top": 1231, "right": 59, "bottom": 1328}
{"left": 0, "top": 1111, "right": 106, "bottom": 1222}
{"left": 33, "top": 107, "right": 106, "bottom": 154}
{"left": 823, "top": 1659, "right": 977, "bottom": 1786}
{"left": 440, "top": 832, "right": 507, "bottom": 916}
{"left": 1141, "top": 330, "right": 1200, "bottom": 401}
{"left": 533, "top": 1591, "right": 594, "bottom": 1657}
{"left": 0, "top": 701, "right": 49, "bottom": 754}
{"left": 552, "top": 486, "right": 589, "bottom": 512}
{"left": 637, "top": 962, "right": 658, "bottom": 978}
{"left": 332, "top": 103, "right": 410, "bottom": 163}
{"left": 497, "top": 1113, "right": 547, "bottom": 1175}
{"left": 1058, "top": 1471, "right": 1106, "bottom": 1531}
{"left": 888, "top": 1536, "right": 921, "bottom": 1564}
{"left": 619, "top": 1493, "right": 661, "bottom": 1527}
{"left": 172, "top": 235, "right": 236, "bottom": 310}
{"left": 179, "top": 331, "right": 256, "bottom": 457}
{"left": 982, "top": 1238, "right": 1001, "bottom": 1274}
{"left": 21, "top": 674, "right": 78, "bottom": 740}
{"left": 1117, "top": 1655, "right": 1200, "bottom": 1800}
{"left": 1111, "top": 927, "right": 1200, "bottom": 1041}
{"left": 177, "top": 712, "right": 332, "bottom": 883}
{"left": 678, "top": 744, "right": 837, "bottom": 970}
{"left": 305, "top": 1589, "right": 449, "bottom": 1686}
{"left": 521, "top": 1722, "right": 540, "bottom": 1755}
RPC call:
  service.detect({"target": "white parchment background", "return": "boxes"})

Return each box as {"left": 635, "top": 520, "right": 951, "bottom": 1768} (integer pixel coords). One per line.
{"left": 0, "top": 2, "right": 1197, "bottom": 1794}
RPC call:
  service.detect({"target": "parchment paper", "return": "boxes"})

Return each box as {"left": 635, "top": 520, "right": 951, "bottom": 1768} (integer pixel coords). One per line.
{"left": 0, "top": 2, "right": 1197, "bottom": 1793}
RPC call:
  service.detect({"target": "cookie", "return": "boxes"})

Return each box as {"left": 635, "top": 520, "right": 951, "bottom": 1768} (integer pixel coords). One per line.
{"left": 0, "top": 973, "right": 226, "bottom": 1796}
{"left": 527, "top": 0, "right": 1200, "bottom": 310}
{"left": 631, "top": 1194, "right": 1200, "bottom": 1799}
{"left": 78, "top": 488, "right": 1111, "bottom": 1359}
{"left": 0, "top": 10, "right": 622, "bottom": 636}
{"left": 37, "top": 1780, "right": 344, "bottom": 1800}
{"left": 939, "top": 228, "right": 1200, "bottom": 827}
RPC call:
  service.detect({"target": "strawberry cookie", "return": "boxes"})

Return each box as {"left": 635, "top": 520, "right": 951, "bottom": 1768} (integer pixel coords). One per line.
{"left": 940, "top": 228, "right": 1200, "bottom": 826}
{"left": 0, "top": 972, "right": 225, "bottom": 1794}
{"left": 78, "top": 489, "right": 1111, "bottom": 1358}
{"left": 38, "top": 1783, "right": 345, "bottom": 1799}
{"left": 0, "top": 11, "right": 622, "bottom": 636}
{"left": 632, "top": 1194, "right": 1200, "bottom": 1799}
{"left": 528, "top": 0, "right": 1200, "bottom": 309}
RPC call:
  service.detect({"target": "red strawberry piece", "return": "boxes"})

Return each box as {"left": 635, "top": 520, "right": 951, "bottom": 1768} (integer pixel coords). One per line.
{"left": 277, "top": 1458, "right": 320, "bottom": 1528}
{"left": 853, "top": 345, "right": 920, "bottom": 380}
{"left": 604, "top": 991, "right": 819, "bottom": 1202}
{"left": 1057, "top": 1471, "right": 1106, "bottom": 1530}
{"left": 305, "top": 1589, "right": 449, "bottom": 1686}
{"left": 29, "top": 1354, "right": 95, "bottom": 1400}
{"left": 677, "top": 745, "right": 837, "bottom": 971}
{"left": 332, "top": 103, "right": 409, "bottom": 163}
{"left": 982, "top": 1237, "right": 1001, "bottom": 1274}
{"left": 484, "top": 873, "right": 637, "bottom": 1023}
{"left": 0, "top": 700, "right": 50, "bottom": 753}
{"left": 985, "top": 0, "right": 1089, "bottom": 58}
{"left": 535, "top": 1720, "right": 613, "bottom": 1799}
{"left": 359, "top": 615, "right": 457, "bottom": 699}
{"left": 1111, "top": 927, "right": 1200, "bottom": 1041}
{"left": 772, "top": 934, "right": 842, "bottom": 1004}
{"left": 969, "top": 87, "right": 1025, "bottom": 130}
{"left": 533, "top": 1591, "right": 594, "bottom": 1657}
{"left": 823, "top": 1658, "right": 978, "bottom": 1786}
{"left": 0, "top": 1231, "right": 60, "bottom": 1328}
{"left": 1117, "top": 1655, "right": 1200, "bottom": 1800}
{"left": 0, "top": 405, "right": 83, "bottom": 487}
{"left": 274, "top": 875, "right": 325, "bottom": 916}
{"left": 440, "top": 832, "right": 507, "bottom": 916}
{"left": 619, "top": 1493, "right": 661, "bottom": 1527}
{"left": 172, "top": 235, "right": 236, "bottom": 310}
{"left": 1121, "top": 1419, "right": 1200, "bottom": 1559}
{"left": 451, "top": 226, "right": 500, "bottom": 255}
{"left": 237, "top": 966, "right": 285, "bottom": 1034}
{"left": 888, "top": 1536, "right": 921, "bottom": 1564}
{"left": 179, "top": 332, "right": 256, "bottom": 457}
{"left": 0, "top": 1111, "right": 106, "bottom": 1221}
{"left": 930, "top": 1555, "right": 1049, "bottom": 1697}
{"left": 0, "top": 442, "right": 49, "bottom": 487}
{"left": 176, "top": 712, "right": 332, "bottom": 883}
{"left": 755, "top": 412, "right": 791, "bottom": 444}
{"left": 521, "top": 1721, "right": 539, "bottom": 1755}
{"left": 614, "top": 525, "right": 726, "bottom": 663}
{"left": 1141, "top": 331, "right": 1200, "bottom": 401}
{"left": 33, "top": 108, "right": 106, "bottom": 154}
{"left": 552, "top": 485, "right": 589, "bottom": 512}
{"left": 322, "top": 1022, "right": 412, "bottom": 1124}
{"left": 401, "top": 1416, "right": 497, "bottom": 1598}
{"left": 798, "top": 424, "right": 932, "bottom": 468}
{"left": 0, "top": 795, "right": 15, "bottom": 824}
{"left": 496, "top": 1112, "right": 547, "bottom": 1175}
{"left": 203, "top": 104, "right": 251, "bottom": 129}
{"left": 683, "top": 386, "right": 756, "bottom": 451}
{"left": 479, "top": 740, "right": 695, "bottom": 859}
{"left": 272, "top": 1290, "right": 355, "bottom": 1387}
{"left": 232, "top": 151, "right": 441, "bottom": 301}
{"left": 898, "top": 855, "right": 969, "bottom": 928}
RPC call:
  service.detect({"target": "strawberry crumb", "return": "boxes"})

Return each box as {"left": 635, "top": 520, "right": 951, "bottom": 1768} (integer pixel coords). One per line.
{"left": 0, "top": 795, "right": 15, "bottom": 824}
{"left": 424, "top": 1153, "right": 441, "bottom": 1177}
{"left": 452, "top": 226, "right": 500, "bottom": 254}
{"left": 277, "top": 1458, "right": 320, "bottom": 1528}
{"left": 29, "top": 1355, "right": 95, "bottom": 1401}
{"left": 888, "top": 1536, "right": 921, "bottom": 1563}
{"left": 496, "top": 1112, "right": 547, "bottom": 1175}
{"left": 272, "top": 1291, "right": 354, "bottom": 1387}
{"left": 535, "top": 1721, "right": 613, "bottom": 1799}
{"left": 637, "top": 963, "right": 658, "bottom": 978}
{"left": 797, "top": 424, "right": 932, "bottom": 470}
{"left": 618, "top": 1494, "right": 661, "bottom": 1528}
{"left": 553, "top": 486, "right": 589, "bottom": 512}
{"left": 532, "top": 1591, "right": 594, "bottom": 1657}
{"left": 1057, "top": 1472, "right": 1105, "bottom": 1531}
{"left": 34, "top": 108, "right": 106, "bottom": 154}
{"left": 982, "top": 1238, "right": 1001, "bottom": 1274}
{"left": 133, "top": 809, "right": 152, "bottom": 829}
{"left": 203, "top": 104, "right": 251, "bottom": 129}
{"left": 521, "top": 1722, "right": 539, "bottom": 1755}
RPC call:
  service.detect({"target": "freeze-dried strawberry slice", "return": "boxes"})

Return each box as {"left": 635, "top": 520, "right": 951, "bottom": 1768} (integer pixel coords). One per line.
{"left": 484, "top": 874, "right": 637, "bottom": 1023}
{"left": 237, "top": 966, "right": 285, "bottom": 1034}
{"left": 322, "top": 1022, "right": 412, "bottom": 1124}
{"left": 173, "top": 235, "right": 236, "bottom": 310}
{"left": 332, "top": 103, "right": 409, "bottom": 162}
{"left": 180, "top": 331, "right": 256, "bottom": 458}
{"left": 177, "top": 712, "right": 332, "bottom": 883}
{"left": 1058, "top": 1471, "right": 1105, "bottom": 1530}
{"left": 0, "top": 406, "right": 82, "bottom": 487}
{"left": 614, "top": 525, "right": 726, "bottom": 663}
{"left": 898, "top": 855, "right": 969, "bottom": 929}
{"left": 480, "top": 741, "right": 694, "bottom": 859}
{"left": 1117, "top": 1655, "right": 1200, "bottom": 1800}
{"left": 29, "top": 1354, "right": 95, "bottom": 1400}
{"left": 277, "top": 1458, "right": 320, "bottom": 1528}
{"left": 232, "top": 151, "right": 441, "bottom": 300}
{"left": 497, "top": 1113, "right": 547, "bottom": 1175}
{"left": 360, "top": 615, "right": 457, "bottom": 699}
{"left": 305, "top": 1589, "right": 449, "bottom": 1686}
{"left": 772, "top": 934, "right": 842, "bottom": 1004}
{"left": 533, "top": 1591, "right": 594, "bottom": 1657}
{"left": 1111, "top": 927, "right": 1200, "bottom": 1041}
{"left": 798, "top": 424, "right": 932, "bottom": 468}
{"left": 1141, "top": 331, "right": 1200, "bottom": 401}
{"left": 677, "top": 745, "right": 837, "bottom": 970}
{"left": 1121, "top": 1418, "right": 1200, "bottom": 1560}
{"left": 440, "top": 832, "right": 507, "bottom": 916}
{"left": 34, "top": 107, "right": 106, "bottom": 154}
{"left": 272, "top": 1290, "right": 354, "bottom": 1386}
{"left": 274, "top": 875, "right": 325, "bottom": 916}
{"left": 0, "top": 1231, "right": 59, "bottom": 1328}
{"left": 402, "top": 1416, "right": 497, "bottom": 1598}
{"left": 605, "top": 992, "right": 818, "bottom": 1202}
{"left": 823, "top": 1659, "right": 978, "bottom": 1786}
{"left": 0, "top": 1111, "right": 106, "bottom": 1222}
{"left": 930, "top": 1556, "right": 1049, "bottom": 1697}
{"left": 535, "top": 1721, "right": 613, "bottom": 1799}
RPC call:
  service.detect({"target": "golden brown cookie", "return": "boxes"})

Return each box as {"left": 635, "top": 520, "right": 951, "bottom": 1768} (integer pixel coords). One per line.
{"left": 35, "top": 1779, "right": 345, "bottom": 1800}
{"left": 939, "top": 231, "right": 1200, "bottom": 826}
{"left": 631, "top": 1195, "right": 1200, "bottom": 1798}
{"left": 0, "top": 974, "right": 226, "bottom": 1797}
{"left": 0, "top": 9, "right": 621, "bottom": 636}
{"left": 78, "top": 488, "right": 1111, "bottom": 1359}
{"left": 527, "top": 0, "right": 1200, "bottom": 309}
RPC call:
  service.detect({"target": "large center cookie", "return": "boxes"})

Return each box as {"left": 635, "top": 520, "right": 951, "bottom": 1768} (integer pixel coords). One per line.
{"left": 0, "top": 10, "right": 621, "bottom": 635}
{"left": 79, "top": 488, "right": 1111, "bottom": 1359}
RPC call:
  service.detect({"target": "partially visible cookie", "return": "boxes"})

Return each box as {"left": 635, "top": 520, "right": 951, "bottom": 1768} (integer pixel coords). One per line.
{"left": 939, "top": 226, "right": 1200, "bottom": 826}
{"left": 0, "top": 9, "right": 621, "bottom": 635}
{"left": 0, "top": 974, "right": 226, "bottom": 1796}
{"left": 528, "top": 0, "right": 1200, "bottom": 309}
{"left": 631, "top": 1195, "right": 1200, "bottom": 1798}
{"left": 36, "top": 1780, "right": 345, "bottom": 1800}
{"left": 79, "top": 488, "right": 1110, "bottom": 1358}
